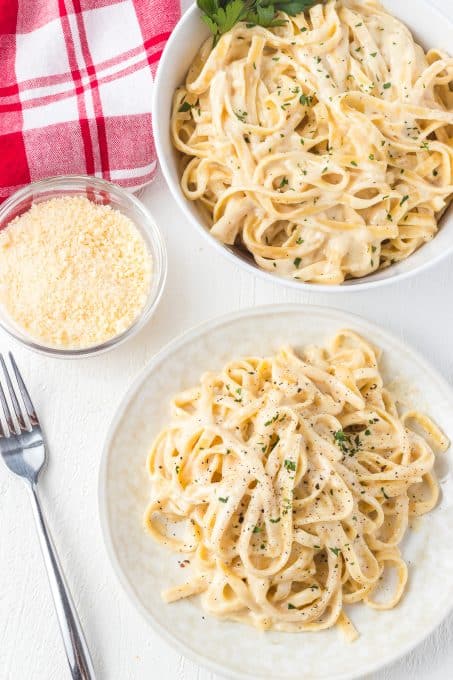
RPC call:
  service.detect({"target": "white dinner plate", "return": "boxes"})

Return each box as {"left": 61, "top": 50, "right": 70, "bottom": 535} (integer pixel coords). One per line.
{"left": 99, "top": 305, "right": 453, "bottom": 680}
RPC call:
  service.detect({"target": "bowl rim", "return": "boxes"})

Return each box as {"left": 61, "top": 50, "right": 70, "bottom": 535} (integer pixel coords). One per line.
{"left": 152, "top": 0, "right": 453, "bottom": 293}
{"left": 98, "top": 302, "right": 453, "bottom": 680}
{"left": 0, "top": 174, "right": 168, "bottom": 358}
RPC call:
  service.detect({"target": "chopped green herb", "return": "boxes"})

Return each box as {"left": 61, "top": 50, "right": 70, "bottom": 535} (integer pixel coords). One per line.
{"left": 299, "top": 93, "right": 313, "bottom": 106}
{"left": 178, "top": 101, "right": 192, "bottom": 112}
{"left": 234, "top": 109, "right": 248, "bottom": 122}
{"left": 400, "top": 195, "right": 409, "bottom": 206}
{"left": 288, "top": 603, "right": 296, "bottom": 609}
{"left": 284, "top": 459, "right": 296, "bottom": 472}
{"left": 219, "top": 496, "right": 229, "bottom": 503}
{"left": 383, "top": 82, "right": 391, "bottom": 89}
{"left": 294, "top": 257, "right": 302, "bottom": 268}
{"left": 329, "top": 547, "right": 340, "bottom": 557}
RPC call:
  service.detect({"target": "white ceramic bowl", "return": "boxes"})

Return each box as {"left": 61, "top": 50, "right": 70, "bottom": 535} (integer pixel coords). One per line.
{"left": 99, "top": 304, "right": 453, "bottom": 680}
{"left": 152, "top": 0, "right": 453, "bottom": 292}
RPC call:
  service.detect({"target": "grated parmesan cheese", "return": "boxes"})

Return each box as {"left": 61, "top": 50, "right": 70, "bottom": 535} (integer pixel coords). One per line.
{"left": 0, "top": 195, "right": 152, "bottom": 349}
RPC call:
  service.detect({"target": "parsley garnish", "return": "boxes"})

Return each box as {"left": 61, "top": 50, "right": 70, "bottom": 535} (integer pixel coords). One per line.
{"left": 329, "top": 547, "right": 340, "bottom": 557}
{"left": 284, "top": 459, "right": 296, "bottom": 472}
{"left": 270, "top": 517, "right": 281, "bottom": 523}
{"left": 178, "top": 101, "right": 192, "bottom": 113}
{"left": 400, "top": 195, "right": 409, "bottom": 206}
{"left": 279, "top": 176, "right": 289, "bottom": 188}
{"left": 299, "top": 93, "right": 313, "bottom": 106}
{"left": 288, "top": 603, "right": 296, "bottom": 609}
{"left": 234, "top": 109, "right": 248, "bottom": 122}
{"left": 219, "top": 496, "right": 229, "bottom": 503}
{"left": 197, "top": 1, "right": 322, "bottom": 46}
{"left": 253, "top": 525, "right": 262, "bottom": 533}
{"left": 383, "top": 82, "right": 391, "bottom": 89}
{"left": 296, "top": 237, "right": 304, "bottom": 244}
{"left": 334, "top": 429, "right": 361, "bottom": 456}
{"left": 294, "top": 257, "right": 302, "bottom": 268}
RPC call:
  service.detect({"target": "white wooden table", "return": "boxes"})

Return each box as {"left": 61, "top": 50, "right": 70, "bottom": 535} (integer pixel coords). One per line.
{"left": 1, "top": 2, "right": 453, "bottom": 678}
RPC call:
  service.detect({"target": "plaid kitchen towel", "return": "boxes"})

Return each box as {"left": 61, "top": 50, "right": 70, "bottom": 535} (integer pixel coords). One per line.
{"left": 0, "top": 0, "right": 180, "bottom": 202}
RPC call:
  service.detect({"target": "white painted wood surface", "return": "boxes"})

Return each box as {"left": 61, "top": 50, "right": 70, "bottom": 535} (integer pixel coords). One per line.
{"left": 1, "top": 2, "right": 453, "bottom": 678}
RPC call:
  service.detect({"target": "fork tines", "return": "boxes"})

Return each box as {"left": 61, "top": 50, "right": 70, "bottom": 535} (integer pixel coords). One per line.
{"left": 0, "top": 354, "right": 37, "bottom": 437}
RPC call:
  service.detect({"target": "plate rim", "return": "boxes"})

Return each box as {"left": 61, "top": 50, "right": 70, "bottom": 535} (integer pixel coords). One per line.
{"left": 98, "top": 303, "right": 453, "bottom": 680}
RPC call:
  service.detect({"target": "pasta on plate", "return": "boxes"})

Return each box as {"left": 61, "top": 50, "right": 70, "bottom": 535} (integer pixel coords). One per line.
{"left": 171, "top": 0, "right": 453, "bottom": 284}
{"left": 144, "top": 331, "right": 449, "bottom": 637}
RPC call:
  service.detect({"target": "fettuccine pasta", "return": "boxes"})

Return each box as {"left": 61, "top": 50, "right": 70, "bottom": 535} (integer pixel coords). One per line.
{"left": 144, "top": 331, "right": 449, "bottom": 637}
{"left": 171, "top": 0, "right": 453, "bottom": 284}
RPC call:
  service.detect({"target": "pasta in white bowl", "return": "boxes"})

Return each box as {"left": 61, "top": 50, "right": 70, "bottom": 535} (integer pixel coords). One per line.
{"left": 144, "top": 330, "right": 448, "bottom": 638}
{"left": 172, "top": 0, "right": 453, "bottom": 284}
{"left": 155, "top": 0, "right": 453, "bottom": 288}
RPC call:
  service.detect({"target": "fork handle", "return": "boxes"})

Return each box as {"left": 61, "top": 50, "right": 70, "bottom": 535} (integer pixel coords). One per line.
{"left": 28, "top": 484, "right": 96, "bottom": 680}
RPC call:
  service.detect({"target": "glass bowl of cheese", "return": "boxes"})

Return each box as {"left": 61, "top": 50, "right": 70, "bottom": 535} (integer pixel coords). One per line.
{"left": 0, "top": 175, "right": 167, "bottom": 357}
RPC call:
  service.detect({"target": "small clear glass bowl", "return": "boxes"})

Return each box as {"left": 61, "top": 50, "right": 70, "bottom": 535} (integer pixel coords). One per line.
{"left": 0, "top": 175, "right": 167, "bottom": 358}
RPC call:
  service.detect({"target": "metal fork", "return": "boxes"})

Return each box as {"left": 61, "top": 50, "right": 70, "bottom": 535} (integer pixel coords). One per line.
{"left": 0, "top": 353, "right": 95, "bottom": 680}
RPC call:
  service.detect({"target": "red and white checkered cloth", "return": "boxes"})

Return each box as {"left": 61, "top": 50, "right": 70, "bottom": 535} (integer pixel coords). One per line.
{"left": 0, "top": 0, "right": 180, "bottom": 202}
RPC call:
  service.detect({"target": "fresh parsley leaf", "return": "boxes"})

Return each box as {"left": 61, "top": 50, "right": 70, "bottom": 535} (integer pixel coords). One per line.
{"left": 197, "top": 1, "right": 323, "bottom": 46}
{"left": 299, "top": 93, "right": 313, "bottom": 106}
{"left": 219, "top": 496, "right": 229, "bottom": 503}
{"left": 284, "top": 459, "right": 296, "bottom": 471}
{"left": 329, "top": 547, "right": 340, "bottom": 557}
{"left": 178, "top": 101, "right": 192, "bottom": 112}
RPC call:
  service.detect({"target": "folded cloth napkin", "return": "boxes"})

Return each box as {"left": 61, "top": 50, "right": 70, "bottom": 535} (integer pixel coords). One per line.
{"left": 0, "top": 0, "right": 180, "bottom": 202}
